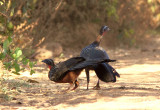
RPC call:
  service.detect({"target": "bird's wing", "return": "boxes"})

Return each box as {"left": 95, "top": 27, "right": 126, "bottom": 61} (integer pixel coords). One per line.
{"left": 69, "top": 59, "right": 116, "bottom": 70}
{"left": 48, "top": 57, "right": 85, "bottom": 81}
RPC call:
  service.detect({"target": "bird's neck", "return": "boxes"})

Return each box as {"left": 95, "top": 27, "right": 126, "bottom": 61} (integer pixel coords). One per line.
{"left": 94, "top": 35, "right": 103, "bottom": 45}
{"left": 48, "top": 63, "right": 55, "bottom": 69}
{"left": 48, "top": 65, "right": 55, "bottom": 80}
{"left": 48, "top": 65, "right": 52, "bottom": 69}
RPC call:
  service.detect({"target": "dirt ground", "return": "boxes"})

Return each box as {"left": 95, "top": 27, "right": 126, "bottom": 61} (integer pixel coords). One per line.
{"left": 0, "top": 36, "right": 160, "bottom": 110}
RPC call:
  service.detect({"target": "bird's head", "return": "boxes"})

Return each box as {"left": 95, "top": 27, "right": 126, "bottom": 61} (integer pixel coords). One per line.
{"left": 42, "top": 59, "right": 55, "bottom": 69}
{"left": 99, "top": 26, "right": 110, "bottom": 36}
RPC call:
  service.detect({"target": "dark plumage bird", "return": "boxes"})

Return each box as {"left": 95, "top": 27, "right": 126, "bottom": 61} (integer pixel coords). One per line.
{"left": 80, "top": 25, "right": 120, "bottom": 89}
{"left": 42, "top": 57, "right": 116, "bottom": 91}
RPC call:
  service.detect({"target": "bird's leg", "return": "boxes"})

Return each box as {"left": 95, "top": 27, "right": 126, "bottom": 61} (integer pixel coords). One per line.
{"left": 85, "top": 69, "right": 90, "bottom": 90}
{"left": 93, "top": 80, "right": 101, "bottom": 90}
{"left": 71, "top": 80, "right": 79, "bottom": 90}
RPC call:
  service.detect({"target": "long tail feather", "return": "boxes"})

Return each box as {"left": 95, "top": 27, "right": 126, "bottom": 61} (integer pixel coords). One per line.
{"left": 94, "top": 63, "right": 120, "bottom": 82}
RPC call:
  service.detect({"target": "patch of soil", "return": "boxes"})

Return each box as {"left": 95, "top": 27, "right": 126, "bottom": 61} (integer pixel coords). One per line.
{"left": 0, "top": 36, "right": 160, "bottom": 109}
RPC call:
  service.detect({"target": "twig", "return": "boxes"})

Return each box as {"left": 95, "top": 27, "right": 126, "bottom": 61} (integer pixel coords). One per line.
{"left": 0, "top": 12, "right": 8, "bottom": 18}
{"left": 55, "top": 0, "right": 63, "bottom": 11}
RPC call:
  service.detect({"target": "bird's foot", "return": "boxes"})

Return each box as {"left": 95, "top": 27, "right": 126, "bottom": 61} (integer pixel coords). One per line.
{"left": 86, "top": 87, "right": 89, "bottom": 90}
{"left": 93, "top": 86, "right": 101, "bottom": 90}
{"left": 71, "top": 87, "right": 77, "bottom": 91}
{"left": 71, "top": 80, "right": 79, "bottom": 91}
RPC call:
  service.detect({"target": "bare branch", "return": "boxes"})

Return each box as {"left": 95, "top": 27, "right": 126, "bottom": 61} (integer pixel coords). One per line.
{"left": 0, "top": 12, "right": 8, "bottom": 18}
{"left": 55, "top": 0, "right": 63, "bottom": 11}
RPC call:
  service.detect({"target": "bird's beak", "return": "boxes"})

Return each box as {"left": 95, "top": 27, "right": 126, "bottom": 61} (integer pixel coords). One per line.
{"left": 42, "top": 60, "right": 46, "bottom": 63}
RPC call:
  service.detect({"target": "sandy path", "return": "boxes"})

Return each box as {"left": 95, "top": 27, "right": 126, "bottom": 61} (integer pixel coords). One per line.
{"left": 0, "top": 37, "right": 160, "bottom": 110}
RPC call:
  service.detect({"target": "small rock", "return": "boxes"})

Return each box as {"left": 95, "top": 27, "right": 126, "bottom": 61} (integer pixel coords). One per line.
{"left": 12, "top": 97, "right": 17, "bottom": 100}
{"left": 119, "top": 86, "right": 126, "bottom": 89}
{"left": 17, "top": 101, "right": 22, "bottom": 104}
{"left": 27, "top": 79, "right": 39, "bottom": 83}
{"left": 11, "top": 87, "right": 17, "bottom": 90}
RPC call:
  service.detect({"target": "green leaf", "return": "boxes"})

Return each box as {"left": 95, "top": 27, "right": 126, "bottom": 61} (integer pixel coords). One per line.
{"left": 29, "top": 62, "right": 34, "bottom": 68}
{"left": 30, "top": 69, "right": 35, "bottom": 75}
{"left": 8, "top": 36, "right": 12, "bottom": 43}
{"left": 16, "top": 49, "right": 22, "bottom": 58}
{"left": 3, "top": 39, "right": 10, "bottom": 53}
{"left": 14, "top": 63, "right": 20, "bottom": 72}
{"left": 10, "top": 8, "right": 14, "bottom": 17}
{"left": 13, "top": 48, "right": 22, "bottom": 59}
{"left": 22, "top": 58, "right": 29, "bottom": 65}
{"left": 3, "top": 39, "right": 9, "bottom": 49}
{"left": 7, "top": 21, "right": 14, "bottom": 31}
{"left": 0, "top": 53, "right": 5, "bottom": 60}
{"left": 12, "top": 71, "right": 20, "bottom": 75}
{"left": 3, "top": 62, "right": 12, "bottom": 70}
{"left": 12, "top": 53, "right": 16, "bottom": 59}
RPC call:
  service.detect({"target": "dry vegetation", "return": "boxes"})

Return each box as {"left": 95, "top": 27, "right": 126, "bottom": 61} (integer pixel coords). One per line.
{"left": 9, "top": 0, "right": 160, "bottom": 56}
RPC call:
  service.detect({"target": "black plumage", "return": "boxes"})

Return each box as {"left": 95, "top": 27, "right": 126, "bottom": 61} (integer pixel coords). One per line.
{"left": 42, "top": 56, "right": 116, "bottom": 90}
{"left": 80, "top": 25, "right": 120, "bottom": 89}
